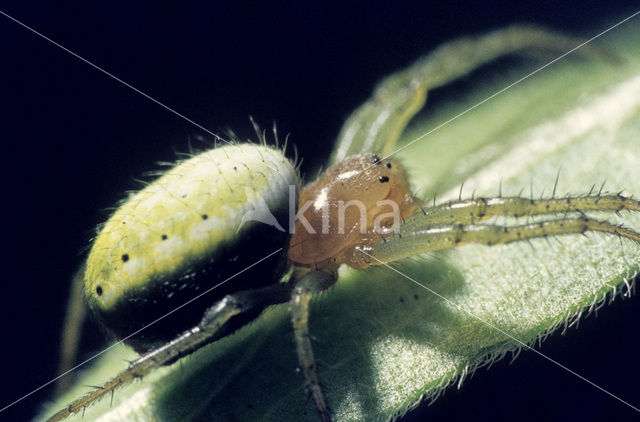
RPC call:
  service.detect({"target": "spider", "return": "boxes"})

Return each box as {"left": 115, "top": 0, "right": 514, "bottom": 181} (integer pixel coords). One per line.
{"left": 45, "top": 25, "right": 640, "bottom": 422}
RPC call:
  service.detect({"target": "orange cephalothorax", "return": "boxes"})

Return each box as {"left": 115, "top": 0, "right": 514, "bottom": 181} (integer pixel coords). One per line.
{"left": 288, "top": 154, "right": 417, "bottom": 270}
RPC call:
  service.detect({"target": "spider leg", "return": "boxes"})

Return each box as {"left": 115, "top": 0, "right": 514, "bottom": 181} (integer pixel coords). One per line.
{"left": 45, "top": 282, "right": 293, "bottom": 422}
{"left": 331, "top": 24, "right": 613, "bottom": 163}
{"left": 55, "top": 265, "right": 87, "bottom": 395}
{"left": 290, "top": 270, "right": 337, "bottom": 422}
{"left": 413, "top": 194, "right": 640, "bottom": 225}
{"left": 368, "top": 217, "right": 640, "bottom": 264}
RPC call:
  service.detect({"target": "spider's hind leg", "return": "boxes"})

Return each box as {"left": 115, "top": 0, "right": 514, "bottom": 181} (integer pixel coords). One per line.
{"left": 55, "top": 266, "right": 87, "bottom": 396}
{"left": 290, "top": 270, "right": 337, "bottom": 422}
{"left": 331, "top": 24, "right": 614, "bottom": 164}
{"left": 45, "top": 282, "right": 293, "bottom": 422}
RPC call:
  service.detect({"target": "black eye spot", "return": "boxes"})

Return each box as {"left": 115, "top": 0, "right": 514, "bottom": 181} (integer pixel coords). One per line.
{"left": 386, "top": 162, "right": 392, "bottom": 169}
{"left": 121, "top": 254, "right": 129, "bottom": 262}
{"left": 202, "top": 214, "right": 208, "bottom": 220}
{"left": 379, "top": 176, "right": 389, "bottom": 183}
{"left": 233, "top": 166, "right": 238, "bottom": 171}
{"left": 161, "top": 234, "right": 168, "bottom": 240}
{"left": 96, "top": 286, "right": 103, "bottom": 296}
{"left": 372, "top": 154, "right": 381, "bottom": 164}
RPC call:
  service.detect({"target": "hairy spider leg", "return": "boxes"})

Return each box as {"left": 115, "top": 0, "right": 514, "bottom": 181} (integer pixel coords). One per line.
{"left": 290, "top": 270, "right": 337, "bottom": 422}
{"left": 414, "top": 194, "right": 640, "bottom": 225}
{"left": 368, "top": 214, "right": 640, "bottom": 265}
{"left": 46, "top": 282, "right": 293, "bottom": 422}
{"left": 331, "top": 24, "right": 614, "bottom": 164}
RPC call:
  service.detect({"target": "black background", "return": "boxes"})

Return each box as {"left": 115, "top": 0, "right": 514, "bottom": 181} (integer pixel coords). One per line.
{"left": 1, "top": 2, "right": 639, "bottom": 421}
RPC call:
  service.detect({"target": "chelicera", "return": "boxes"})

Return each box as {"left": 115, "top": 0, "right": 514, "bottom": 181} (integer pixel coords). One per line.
{"left": 47, "top": 25, "right": 640, "bottom": 422}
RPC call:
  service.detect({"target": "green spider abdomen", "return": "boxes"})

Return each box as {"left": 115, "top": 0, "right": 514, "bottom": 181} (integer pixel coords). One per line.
{"left": 84, "top": 144, "right": 297, "bottom": 353}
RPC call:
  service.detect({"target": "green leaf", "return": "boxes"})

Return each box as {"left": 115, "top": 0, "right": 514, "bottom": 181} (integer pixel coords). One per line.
{"left": 42, "top": 25, "right": 640, "bottom": 422}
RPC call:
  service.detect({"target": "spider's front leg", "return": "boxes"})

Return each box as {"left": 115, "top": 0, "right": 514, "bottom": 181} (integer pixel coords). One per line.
{"left": 290, "top": 270, "right": 337, "bottom": 422}
{"left": 365, "top": 211, "right": 640, "bottom": 265}
{"left": 416, "top": 193, "right": 640, "bottom": 225}
{"left": 45, "top": 282, "right": 293, "bottom": 422}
